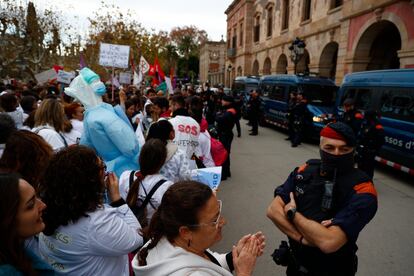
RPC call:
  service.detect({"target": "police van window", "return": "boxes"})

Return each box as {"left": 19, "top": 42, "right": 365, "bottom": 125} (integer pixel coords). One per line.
{"left": 270, "top": 85, "right": 286, "bottom": 101}
{"left": 261, "top": 84, "right": 272, "bottom": 97}
{"left": 380, "top": 88, "right": 414, "bottom": 121}
{"left": 354, "top": 88, "right": 374, "bottom": 111}
{"left": 300, "top": 84, "right": 336, "bottom": 106}
{"left": 340, "top": 88, "right": 373, "bottom": 111}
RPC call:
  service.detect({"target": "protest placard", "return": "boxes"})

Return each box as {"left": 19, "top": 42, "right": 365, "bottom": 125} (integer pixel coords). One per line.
{"left": 57, "top": 70, "right": 73, "bottom": 84}
{"left": 99, "top": 43, "right": 130, "bottom": 68}
{"left": 34, "top": 69, "right": 57, "bottom": 84}
{"left": 191, "top": 166, "right": 222, "bottom": 190}
{"left": 119, "top": 72, "right": 131, "bottom": 84}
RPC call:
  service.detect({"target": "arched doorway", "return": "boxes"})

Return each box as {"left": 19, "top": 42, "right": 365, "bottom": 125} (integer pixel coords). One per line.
{"left": 276, "top": 54, "right": 288, "bottom": 74}
{"left": 237, "top": 66, "right": 243, "bottom": 76}
{"left": 252, "top": 60, "right": 259, "bottom": 75}
{"left": 319, "top": 42, "right": 339, "bottom": 80}
{"left": 263, "top": 57, "right": 271, "bottom": 75}
{"left": 353, "top": 20, "right": 401, "bottom": 72}
{"left": 296, "top": 49, "right": 310, "bottom": 74}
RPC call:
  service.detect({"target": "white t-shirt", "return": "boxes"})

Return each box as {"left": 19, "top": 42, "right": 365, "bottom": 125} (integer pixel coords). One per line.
{"left": 62, "top": 128, "right": 81, "bottom": 146}
{"left": 119, "top": 172, "right": 174, "bottom": 224}
{"left": 38, "top": 205, "right": 142, "bottom": 276}
{"left": 160, "top": 144, "right": 192, "bottom": 182}
{"left": 32, "top": 125, "right": 66, "bottom": 151}
{"left": 70, "top": 119, "right": 84, "bottom": 135}
{"left": 169, "top": 115, "right": 200, "bottom": 160}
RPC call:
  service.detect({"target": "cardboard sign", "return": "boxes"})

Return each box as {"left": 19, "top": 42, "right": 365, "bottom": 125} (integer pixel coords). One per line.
{"left": 99, "top": 43, "right": 130, "bottom": 68}
{"left": 34, "top": 69, "right": 57, "bottom": 84}
{"left": 119, "top": 72, "right": 131, "bottom": 84}
{"left": 57, "top": 70, "right": 74, "bottom": 84}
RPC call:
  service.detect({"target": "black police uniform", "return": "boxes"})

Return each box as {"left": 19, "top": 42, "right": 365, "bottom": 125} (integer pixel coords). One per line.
{"left": 274, "top": 161, "right": 378, "bottom": 276}
{"left": 247, "top": 96, "right": 261, "bottom": 135}
{"left": 356, "top": 117, "right": 385, "bottom": 179}
{"left": 339, "top": 109, "right": 363, "bottom": 135}
{"left": 286, "top": 97, "right": 297, "bottom": 140}
{"left": 215, "top": 106, "right": 237, "bottom": 180}
{"left": 291, "top": 100, "right": 309, "bottom": 147}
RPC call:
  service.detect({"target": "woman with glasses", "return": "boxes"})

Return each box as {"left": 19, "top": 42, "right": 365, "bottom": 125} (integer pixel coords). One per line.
{"left": 133, "top": 181, "right": 265, "bottom": 276}
{"left": 38, "top": 146, "right": 143, "bottom": 275}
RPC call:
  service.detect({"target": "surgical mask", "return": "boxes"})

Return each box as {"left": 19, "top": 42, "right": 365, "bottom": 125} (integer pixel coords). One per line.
{"left": 319, "top": 150, "right": 354, "bottom": 174}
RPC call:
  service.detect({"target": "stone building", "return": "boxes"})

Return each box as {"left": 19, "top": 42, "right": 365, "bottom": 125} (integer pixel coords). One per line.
{"left": 199, "top": 40, "right": 227, "bottom": 86}
{"left": 225, "top": 0, "right": 414, "bottom": 85}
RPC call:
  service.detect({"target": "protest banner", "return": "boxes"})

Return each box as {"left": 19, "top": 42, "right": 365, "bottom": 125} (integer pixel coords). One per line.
{"left": 165, "top": 77, "right": 174, "bottom": 95}
{"left": 99, "top": 43, "right": 130, "bottom": 69}
{"left": 34, "top": 69, "right": 57, "bottom": 84}
{"left": 119, "top": 72, "right": 131, "bottom": 84}
{"left": 191, "top": 166, "right": 222, "bottom": 190}
{"left": 57, "top": 70, "right": 74, "bottom": 84}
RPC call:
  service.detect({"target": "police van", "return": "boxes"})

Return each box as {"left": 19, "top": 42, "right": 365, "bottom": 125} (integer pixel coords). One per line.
{"left": 336, "top": 69, "right": 414, "bottom": 175}
{"left": 259, "top": 74, "right": 338, "bottom": 138}
{"left": 231, "top": 76, "right": 260, "bottom": 118}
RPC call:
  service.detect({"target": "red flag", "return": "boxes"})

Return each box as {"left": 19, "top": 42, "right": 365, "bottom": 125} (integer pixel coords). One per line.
{"left": 154, "top": 57, "right": 165, "bottom": 82}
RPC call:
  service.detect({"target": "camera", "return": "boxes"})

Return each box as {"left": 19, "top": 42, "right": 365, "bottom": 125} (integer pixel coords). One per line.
{"left": 271, "top": 241, "right": 290, "bottom": 266}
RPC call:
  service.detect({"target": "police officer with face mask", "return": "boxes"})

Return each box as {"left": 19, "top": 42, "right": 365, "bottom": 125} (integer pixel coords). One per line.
{"left": 267, "top": 122, "right": 378, "bottom": 276}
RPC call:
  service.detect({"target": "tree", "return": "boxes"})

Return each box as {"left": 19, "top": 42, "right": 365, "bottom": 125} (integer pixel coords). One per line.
{"left": 169, "top": 25, "right": 207, "bottom": 79}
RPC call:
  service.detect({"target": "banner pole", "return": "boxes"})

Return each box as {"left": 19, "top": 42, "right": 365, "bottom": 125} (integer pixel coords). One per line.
{"left": 111, "top": 66, "right": 115, "bottom": 102}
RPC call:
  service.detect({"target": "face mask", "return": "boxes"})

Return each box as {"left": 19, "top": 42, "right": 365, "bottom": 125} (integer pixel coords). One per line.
{"left": 319, "top": 149, "right": 355, "bottom": 174}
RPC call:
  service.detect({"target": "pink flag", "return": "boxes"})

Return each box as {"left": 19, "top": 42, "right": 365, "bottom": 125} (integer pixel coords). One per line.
{"left": 79, "top": 53, "right": 87, "bottom": 69}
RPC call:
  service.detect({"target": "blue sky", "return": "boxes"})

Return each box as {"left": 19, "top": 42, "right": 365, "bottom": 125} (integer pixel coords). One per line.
{"left": 29, "top": 0, "right": 232, "bottom": 41}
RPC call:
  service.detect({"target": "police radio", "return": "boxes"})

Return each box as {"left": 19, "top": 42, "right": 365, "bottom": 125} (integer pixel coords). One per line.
{"left": 321, "top": 169, "right": 337, "bottom": 212}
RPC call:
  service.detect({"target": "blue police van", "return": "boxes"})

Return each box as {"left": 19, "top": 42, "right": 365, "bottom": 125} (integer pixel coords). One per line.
{"left": 259, "top": 74, "right": 338, "bottom": 138}
{"left": 336, "top": 69, "right": 414, "bottom": 175}
{"left": 231, "top": 76, "right": 260, "bottom": 118}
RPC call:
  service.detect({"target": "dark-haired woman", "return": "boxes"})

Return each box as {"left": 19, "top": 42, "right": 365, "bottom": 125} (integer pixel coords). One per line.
{"left": 0, "top": 173, "right": 54, "bottom": 275}
{"left": 133, "top": 181, "right": 265, "bottom": 276}
{"left": 64, "top": 102, "right": 84, "bottom": 134}
{"left": 38, "top": 146, "right": 143, "bottom": 275}
{"left": 119, "top": 139, "right": 173, "bottom": 226}
{"left": 0, "top": 130, "right": 53, "bottom": 190}
{"left": 146, "top": 120, "right": 192, "bottom": 182}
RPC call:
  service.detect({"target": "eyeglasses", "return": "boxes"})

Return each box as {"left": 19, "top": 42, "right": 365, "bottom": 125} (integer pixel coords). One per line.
{"left": 189, "top": 200, "right": 223, "bottom": 229}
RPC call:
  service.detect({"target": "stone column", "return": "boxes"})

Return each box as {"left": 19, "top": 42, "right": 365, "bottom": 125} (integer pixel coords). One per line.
{"left": 398, "top": 49, "right": 414, "bottom": 68}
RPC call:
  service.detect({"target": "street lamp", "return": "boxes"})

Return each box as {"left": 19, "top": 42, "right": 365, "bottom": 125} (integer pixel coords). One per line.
{"left": 289, "top": 37, "right": 306, "bottom": 75}
{"left": 227, "top": 64, "right": 233, "bottom": 87}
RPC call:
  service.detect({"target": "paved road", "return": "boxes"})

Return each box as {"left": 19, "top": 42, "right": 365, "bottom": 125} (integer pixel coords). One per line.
{"left": 213, "top": 120, "right": 414, "bottom": 276}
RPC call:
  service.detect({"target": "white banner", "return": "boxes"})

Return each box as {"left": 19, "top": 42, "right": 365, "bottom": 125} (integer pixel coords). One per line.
{"left": 119, "top": 72, "right": 131, "bottom": 84}
{"left": 34, "top": 69, "right": 57, "bottom": 84}
{"left": 139, "top": 56, "right": 150, "bottom": 74}
{"left": 165, "top": 77, "right": 174, "bottom": 95}
{"left": 57, "top": 70, "right": 74, "bottom": 84}
{"left": 99, "top": 43, "right": 130, "bottom": 68}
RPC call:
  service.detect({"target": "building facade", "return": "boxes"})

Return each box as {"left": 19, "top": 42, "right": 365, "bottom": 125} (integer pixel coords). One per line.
{"left": 199, "top": 40, "right": 227, "bottom": 86}
{"left": 225, "top": 0, "right": 414, "bottom": 85}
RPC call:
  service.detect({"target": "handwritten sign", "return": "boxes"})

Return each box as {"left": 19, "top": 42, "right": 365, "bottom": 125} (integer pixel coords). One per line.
{"left": 119, "top": 72, "right": 131, "bottom": 84}
{"left": 57, "top": 70, "right": 74, "bottom": 84}
{"left": 99, "top": 43, "right": 130, "bottom": 68}
{"left": 34, "top": 69, "right": 57, "bottom": 84}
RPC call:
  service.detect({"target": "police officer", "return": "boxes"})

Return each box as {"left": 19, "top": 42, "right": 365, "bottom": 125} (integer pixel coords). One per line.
{"left": 339, "top": 99, "right": 363, "bottom": 135}
{"left": 247, "top": 90, "right": 261, "bottom": 136}
{"left": 286, "top": 91, "right": 297, "bottom": 141}
{"left": 215, "top": 95, "right": 237, "bottom": 180}
{"left": 267, "top": 122, "right": 378, "bottom": 276}
{"left": 290, "top": 93, "right": 309, "bottom": 147}
{"left": 356, "top": 110, "right": 385, "bottom": 179}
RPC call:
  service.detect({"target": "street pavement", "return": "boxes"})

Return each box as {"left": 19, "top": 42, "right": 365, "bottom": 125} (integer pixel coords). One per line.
{"left": 212, "top": 120, "right": 414, "bottom": 276}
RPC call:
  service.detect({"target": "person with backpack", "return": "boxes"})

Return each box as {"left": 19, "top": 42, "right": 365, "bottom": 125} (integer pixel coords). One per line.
{"left": 146, "top": 120, "right": 192, "bottom": 182}
{"left": 118, "top": 139, "right": 174, "bottom": 227}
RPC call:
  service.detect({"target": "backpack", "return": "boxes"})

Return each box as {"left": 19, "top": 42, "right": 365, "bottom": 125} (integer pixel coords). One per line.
{"left": 128, "top": 171, "right": 166, "bottom": 227}
{"left": 210, "top": 137, "right": 228, "bottom": 166}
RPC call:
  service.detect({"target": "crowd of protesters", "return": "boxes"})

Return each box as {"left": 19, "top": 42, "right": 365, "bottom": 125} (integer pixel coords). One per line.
{"left": 0, "top": 79, "right": 265, "bottom": 276}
